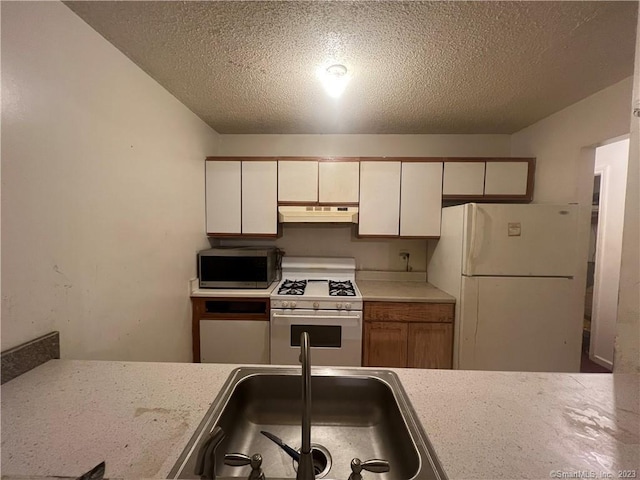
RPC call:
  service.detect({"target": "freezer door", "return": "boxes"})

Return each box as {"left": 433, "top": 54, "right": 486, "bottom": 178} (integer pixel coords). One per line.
{"left": 462, "top": 203, "right": 578, "bottom": 277}
{"left": 458, "top": 276, "right": 581, "bottom": 372}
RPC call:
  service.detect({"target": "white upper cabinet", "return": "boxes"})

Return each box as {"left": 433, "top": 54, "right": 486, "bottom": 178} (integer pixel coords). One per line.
{"left": 242, "top": 161, "right": 278, "bottom": 234}
{"left": 484, "top": 161, "right": 529, "bottom": 195}
{"left": 318, "top": 161, "right": 360, "bottom": 203}
{"left": 442, "top": 162, "right": 485, "bottom": 195}
{"left": 206, "top": 160, "right": 241, "bottom": 234}
{"left": 400, "top": 162, "right": 443, "bottom": 237}
{"left": 278, "top": 160, "right": 318, "bottom": 202}
{"left": 359, "top": 161, "right": 401, "bottom": 236}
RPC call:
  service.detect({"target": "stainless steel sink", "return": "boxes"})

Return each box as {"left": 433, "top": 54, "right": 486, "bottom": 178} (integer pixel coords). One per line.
{"left": 168, "top": 367, "right": 447, "bottom": 480}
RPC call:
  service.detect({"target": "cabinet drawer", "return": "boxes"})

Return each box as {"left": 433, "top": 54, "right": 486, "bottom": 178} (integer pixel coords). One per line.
{"left": 364, "top": 302, "right": 454, "bottom": 323}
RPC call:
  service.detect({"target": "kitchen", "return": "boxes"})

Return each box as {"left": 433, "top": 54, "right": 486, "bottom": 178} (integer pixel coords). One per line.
{"left": 1, "top": 1, "right": 639, "bottom": 479}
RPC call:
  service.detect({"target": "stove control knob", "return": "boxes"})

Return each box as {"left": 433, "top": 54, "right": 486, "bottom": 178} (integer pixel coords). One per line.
{"left": 313, "top": 302, "right": 320, "bottom": 309}
{"left": 282, "top": 301, "right": 289, "bottom": 308}
{"left": 345, "top": 303, "right": 352, "bottom": 310}
{"left": 336, "top": 303, "right": 343, "bottom": 309}
{"left": 290, "top": 301, "right": 297, "bottom": 308}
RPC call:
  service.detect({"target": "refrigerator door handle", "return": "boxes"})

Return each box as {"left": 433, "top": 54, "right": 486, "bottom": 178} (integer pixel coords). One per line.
{"left": 466, "top": 204, "right": 486, "bottom": 275}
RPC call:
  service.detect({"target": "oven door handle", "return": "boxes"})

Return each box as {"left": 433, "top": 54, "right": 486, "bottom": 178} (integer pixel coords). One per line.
{"left": 271, "top": 313, "right": 361, "bottom": 321}
{"left": 271, "top": 312, "right": 360, "bottom": 320}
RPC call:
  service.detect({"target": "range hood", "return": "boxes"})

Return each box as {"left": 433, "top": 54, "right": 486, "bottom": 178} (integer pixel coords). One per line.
{"left": 278, "top": 206, "right": 359, "bottom": 223}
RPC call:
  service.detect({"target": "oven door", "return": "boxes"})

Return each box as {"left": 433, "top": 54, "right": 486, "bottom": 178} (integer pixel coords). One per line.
{"left": 270, "top": 310, "right": 362, "bottom": 366}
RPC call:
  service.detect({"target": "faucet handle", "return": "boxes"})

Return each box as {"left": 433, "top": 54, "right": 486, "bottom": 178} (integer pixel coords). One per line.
{"left": 349, "top": 458, "right": 390, "bottom": 479}
{"left": 224, "top": 453, "right": 265, "bottom": 480}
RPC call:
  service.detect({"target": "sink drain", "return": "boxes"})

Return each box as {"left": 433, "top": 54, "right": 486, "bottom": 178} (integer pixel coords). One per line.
{"left": 292, "top": 444, "right": 332, "bottom": 478}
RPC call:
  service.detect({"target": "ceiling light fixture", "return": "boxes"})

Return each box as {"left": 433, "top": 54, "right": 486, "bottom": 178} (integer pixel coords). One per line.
{"left": 321, "top": 64, "right": 350, "bottom": 98}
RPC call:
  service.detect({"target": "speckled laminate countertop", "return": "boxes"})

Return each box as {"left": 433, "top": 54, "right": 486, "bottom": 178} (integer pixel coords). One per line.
{"left": 188, "top": 277, "right": 455, "bottom": 304}
{"left": 1, "top": 361, "right": 638, "bottom": 479}
{"left": 357, "top": 281, "right": 455, "bottom": 303}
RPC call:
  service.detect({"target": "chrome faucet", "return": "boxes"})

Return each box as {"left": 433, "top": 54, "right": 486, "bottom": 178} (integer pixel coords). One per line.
{"left": 297, "top": 332, "right": 315, "bottom": 480}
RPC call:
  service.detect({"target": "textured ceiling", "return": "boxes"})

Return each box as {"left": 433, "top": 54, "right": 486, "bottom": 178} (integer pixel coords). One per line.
{"left": 65, "top": 1, "right": 638, "bottom": 134}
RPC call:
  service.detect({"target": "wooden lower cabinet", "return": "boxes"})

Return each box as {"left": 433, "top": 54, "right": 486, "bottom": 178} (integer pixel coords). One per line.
{"left": 364, "top": 322, "right": 408, "bottom": 367}
{"left": 362, "top": 301, "right": 454, "bottom": 369}
{"left": 407, "top": 323, "right": 453, "bottom": 369}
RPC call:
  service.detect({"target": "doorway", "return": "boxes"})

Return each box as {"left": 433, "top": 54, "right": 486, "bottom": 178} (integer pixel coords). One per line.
{"left": 582, "top": 138, "right": 629, "bottom": 373}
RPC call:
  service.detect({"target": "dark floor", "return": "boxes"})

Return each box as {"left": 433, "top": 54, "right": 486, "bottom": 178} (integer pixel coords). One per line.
{"left": 580, "top": 351, "right": 612, "bottom": 373}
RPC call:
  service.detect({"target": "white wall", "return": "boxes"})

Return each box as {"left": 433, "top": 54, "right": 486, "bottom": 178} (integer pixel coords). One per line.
{"left": 511, "top": 77, "right": 633, "bottom": 372}
{"left": 218, "top": 133, "right": 511, "bottom": 157}
{"left": 592, "top": 139, "right": 629, "bottom": 369}
{"left": 511, "top": 78, "right": 633, "bottom": 204}
{"left": 1, "top": 2, "right": 219, "bottom": 361}
{"left": 614, "top": 13, "right": 640, "bottom": 374}
{"left": 220, "top": 225, "right": 427, "bottom": 272}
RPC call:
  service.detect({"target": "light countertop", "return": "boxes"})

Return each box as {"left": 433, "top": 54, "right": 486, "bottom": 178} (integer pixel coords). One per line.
{"left": 1, "top": 360, "right": 638, "bottom": 479}
{"left": 357, "top": 280, "right": 455, "bottom": 303}
{"left": 190, "top": 277, "right": 455, "bottom": 303}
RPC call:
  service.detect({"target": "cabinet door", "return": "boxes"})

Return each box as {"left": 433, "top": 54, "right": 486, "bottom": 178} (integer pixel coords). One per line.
{"left": 200, "top": 320, "right": 270, "bottom": 364}
{"left": 364, "top": 321, "right": 407, "bottom": 367}
{"left": 206, "top": 161, "right": 241, "bottom": 234}
{"left": 318, "top": 161, "right": 359, "bottom": 203}
{"left": 242, "top": 161, "right": 277, "bottom": 234}
{"left": 359, "top": 161, "right": 401, "bottom": 236}
{"left": 484, "top": 161, "right": 529, "bottom": 195}
{"left": 407, "top": 323, "right": 453, "bottom": 369}
{"left": 442, "top": 162, "right": 485, "bottom": 196}
{"left": 278, "top": 160, "right": 318, "bottom": 202}
{"left": 400, "top": 162, "right": 443, "bottom": 237}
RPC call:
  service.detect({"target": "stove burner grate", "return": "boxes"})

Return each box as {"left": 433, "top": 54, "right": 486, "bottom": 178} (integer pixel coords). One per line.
{"left": 278, "top": 279, "right": 307, "bottom": 295}
{"left": 329, "top": 280, "right": 356, "bottom": 296}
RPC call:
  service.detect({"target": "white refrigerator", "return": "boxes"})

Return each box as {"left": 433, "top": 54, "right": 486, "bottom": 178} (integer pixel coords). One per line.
{"left": 428, "top": 203, "right": 581, "bottom": 372}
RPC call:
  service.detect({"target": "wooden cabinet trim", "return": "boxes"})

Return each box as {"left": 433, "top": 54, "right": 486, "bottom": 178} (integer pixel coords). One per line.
{"left": 279, "top": 156, "right": 325, "bottom": 161}
{"left": 364, "top": 302, "right": 454, "bottom": 323}
{"left": 206, "top": 156, "right": 534, "bottom": 163}
{"left": 207, "top": 156, "right": 278, "bottom": 162}
{"left": 278, "top": 201, "right": 359, "bottom": 206}
{"left": 192, "top": 298, "right": 204, "bottom": 362}
{"left": 198, "top": 313, "right": 270, "bottom": 321}
{"left": 359, "top": 157, "right": 444, "bottom": 162}
{"left": 208, "top": 156, "right": 363, "bottom": 162}
{"left": 207, "top": 233, "right": 280, "bottom": 238}
{"left": 525, "top": 157, "right": 536, "bottom": 200}
{"left": 441, "top": 157, "right": 535, "bottom": 162}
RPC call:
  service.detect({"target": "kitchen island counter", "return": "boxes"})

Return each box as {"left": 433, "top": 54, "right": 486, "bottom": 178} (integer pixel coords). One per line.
{"left": 357, "top": 280, "right": 455, "bottom": 303}
{"left": 1, "top": 360, "right": 638, "bottom": 479}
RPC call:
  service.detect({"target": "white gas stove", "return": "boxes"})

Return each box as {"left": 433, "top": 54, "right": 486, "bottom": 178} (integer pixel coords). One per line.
{"left": 270, "top": 257, "right": 363, "bottom": 366}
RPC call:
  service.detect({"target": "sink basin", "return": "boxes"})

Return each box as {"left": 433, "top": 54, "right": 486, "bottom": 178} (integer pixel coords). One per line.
{"left": 169, "top": 367, "right": 447, "bottom": 480}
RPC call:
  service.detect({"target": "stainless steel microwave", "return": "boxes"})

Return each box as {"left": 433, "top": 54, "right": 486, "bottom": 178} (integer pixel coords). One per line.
{"left": 198, "top": 247, "right": 278, "bottom": 289}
